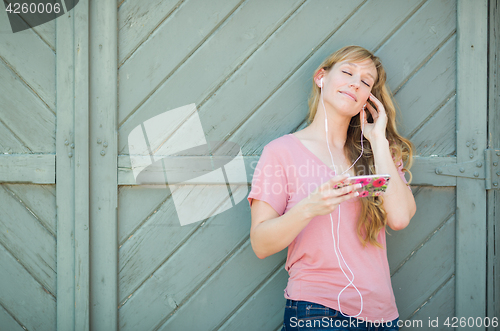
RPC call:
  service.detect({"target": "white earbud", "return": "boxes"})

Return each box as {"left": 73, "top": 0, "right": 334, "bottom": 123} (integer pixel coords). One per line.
{"left": 319, "top": 78, "right": 323, "bottom": 88}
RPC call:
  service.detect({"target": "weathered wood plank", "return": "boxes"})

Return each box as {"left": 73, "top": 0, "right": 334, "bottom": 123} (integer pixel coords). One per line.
{"left": 4, "top": 184, "right": 56, "bottom": 237}
{"left": 455, "top": 0, "right": 488, "bottom": 323}
{"left": 0, "top": 154, "right": 55, "bottom": 183}
{"left": 73, "top": 1, "right": 91, "bottom": 329}
{"left": 118, "top": 0, "right": 182, "bottom": 65}
{"left": 0, "top": 119, "right": 30, "bottom": 154}
{"left": 117, "top": 0, "right": 304, "bottom": 151}
{"left": 118, "top": 0, "right": 243, "bottom": 124}
{"left": 158, "top": 240, "right": 286, "bottom": 330}
{"left": 0, "top": 240, "right": 56, "bottom": 330}
{"left": 391, "top": 215, "right": 455, "bottom": 321}
{"left": 387, "top": 187, "right": 455, "bottom": 272}
{"left": 0, "top": 11, "right": 56, "bottom": 110}
{"left": 231, "top": 0, "right": 423, "bottom": 154}
{"left": 487, "top": 0, "right": 500, "bottom": 325}
{"left": 88, "top": 0, "right": 118, "bottom": 329}
{"left": 0, "top": 185, "right": 56, "bottom": 293}
{"left": 218, "top": 265, "right": 288, "bottom": 331}
{"left": 396, "top": 35, "right": 456, "bottom": 138}
{"left": 0, "top": 60, "right": 55, "bottom": 153}
{"left": 411, "top": 95, "right": 456, "bottom": 157}
{"left": 118, "top": 185, "right": 246, "bottom": 292}
{"left": 196, "top": 0, "right": 364, "bottom": 148}
{"left": 117, "top": 185, "right": 172, "bottom": 244}
{"left": 118, "top": 186, "right": 251, "bottom": 330}
{"left": 0, "top": 303, "right": 25, "bottom": 331}
{"left": 405, "top": 277, "right": 455, "bottom": 331}
{"left": 377, "top": 0, "right": 456, "bottom": 91}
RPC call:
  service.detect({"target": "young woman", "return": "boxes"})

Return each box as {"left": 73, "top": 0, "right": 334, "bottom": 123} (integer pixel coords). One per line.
{"left": 247, "top": 46, "right": 416, "bottom": 330}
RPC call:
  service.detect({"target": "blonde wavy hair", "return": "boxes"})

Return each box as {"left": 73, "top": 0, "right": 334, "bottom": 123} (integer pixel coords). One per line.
{"left": 306, "top": 45, "right": 414, "bottom": 248}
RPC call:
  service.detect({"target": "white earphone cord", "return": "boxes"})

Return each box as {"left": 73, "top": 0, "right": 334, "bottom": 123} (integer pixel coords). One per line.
{"left": 320, "top": 80, "right": 365, "bottom": 317}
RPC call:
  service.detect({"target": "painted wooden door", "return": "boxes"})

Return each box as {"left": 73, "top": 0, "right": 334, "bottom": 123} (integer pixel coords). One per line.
{"left": 0, "top": 0, "right": 495, "bottom": 330}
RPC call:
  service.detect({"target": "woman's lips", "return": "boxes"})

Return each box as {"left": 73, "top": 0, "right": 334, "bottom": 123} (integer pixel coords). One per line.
{"left": 339, "top": 91, "right": 357, "bottom": 102}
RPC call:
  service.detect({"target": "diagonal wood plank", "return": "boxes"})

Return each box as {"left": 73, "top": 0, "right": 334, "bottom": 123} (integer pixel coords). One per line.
{"left": 158, "top": 239, "right": 286, "bottom": 330}
{"left": 411, "top": 95, "right": 456, "bottom": 157}
{"left": 118, "top": 185, "right": 173, "bottom": 245}
{"left": 118, "top": 0, "right": 243, "bottom": 124}
{"left": 387, "top": 187, "right": 455, "bottom": 272}
{"left": 0, "top": 242, "right": 56, "bottom": 331}
{"left": 118, "top": 0, "right": 183, "bottom": 65}
{"left": 218, "top": 264, "right": 288, "bottom": 331}
{"left": 391, "top": 215, "right": 455, "bottom": 321}
{"left": 376, "top": 0, "right": 456, "bottom": 91}
{"left": 119, "top": 186, "right": 250, "bottom": 330}
{"left": 0, "top": 185, "right": 56, "bottom": 294}
{"left": 396, "top": 35, "right": 456, "bottom": 137}
{"left": 4, "top": 184, "right": 56, "bottom": 237}
{"left": 0, "top": 60, "right": 56, "bottom": 153}
{"left": 195, "top": 0, "right": 364, "bottom": 148}
{"left": 0, "top": 10, "right": 56, "bottom": 111}
{"left": 117, "top": 0, "right": 305, "bottom": 153}
{"left": 230, "top": 0, "right": 424, "bottom": 154}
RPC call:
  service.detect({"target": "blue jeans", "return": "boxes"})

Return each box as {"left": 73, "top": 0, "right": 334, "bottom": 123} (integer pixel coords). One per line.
{"left": 281, "top": 299, "right": 399, "bottom": 331}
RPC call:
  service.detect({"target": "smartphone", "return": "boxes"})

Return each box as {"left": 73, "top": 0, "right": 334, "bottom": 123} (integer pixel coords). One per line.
{"left": 334, "top": 174, "right": 391, "bottom": 197}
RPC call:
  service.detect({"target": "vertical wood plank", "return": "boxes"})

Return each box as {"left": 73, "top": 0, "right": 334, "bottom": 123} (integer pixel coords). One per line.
{"left": 456, "top": 0, "right": 488, "bottom": 326}
{"left": 487, "top": 0, "right": 500, "bottom": 326}
{"left": 56, "top": 0, "right": 90, "bottom": 330}
{"left": 56, "top": 4, "right": 76, "bottom": 330}
{"left": 74, "top": 0, "right": 90, "bottom": 330}
{"left": 89, "top": 0, "right": 118, "bottom": 329}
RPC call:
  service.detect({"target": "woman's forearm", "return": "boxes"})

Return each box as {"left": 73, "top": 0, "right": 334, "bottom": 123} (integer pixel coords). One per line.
{"left": 371, "top": 137, "right": 417, "bottom": 230}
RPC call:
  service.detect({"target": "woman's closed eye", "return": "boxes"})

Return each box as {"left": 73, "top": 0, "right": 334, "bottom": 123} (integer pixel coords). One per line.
{"left": 362, "top": 80, "right": 370, "bottom": 87}
{"left": 342, "top": 70, "right": 352, "bottom": 76}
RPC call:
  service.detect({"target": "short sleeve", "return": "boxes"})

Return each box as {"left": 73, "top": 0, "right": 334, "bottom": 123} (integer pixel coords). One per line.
{"left": 247, "top": 144, "right": 288, "bottom": 216}
{"left": 396, "top": 158, "right": 412, "bottom": 192}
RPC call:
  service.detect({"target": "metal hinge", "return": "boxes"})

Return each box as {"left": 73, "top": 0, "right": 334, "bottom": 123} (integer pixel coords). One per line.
{"left": 435, "top": 149, "right": 500, "bottom": 190}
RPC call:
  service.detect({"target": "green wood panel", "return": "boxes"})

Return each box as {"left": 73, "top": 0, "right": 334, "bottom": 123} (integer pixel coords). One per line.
{"left": 456, "top": 0, "right": 488, "bottom": 324}
{"left": 377, "top": 0, "right": 456, "bottom": 91}
{"left": 198, "top": 0, "right": 364, "bottom": 150}
{"left": 117, "top": 0, "right": 304, "bottom": 153}
{"left": 0, "top": 60, "right": 55, "bottom": 153}
{"left": 118, "top": 186, "right": 250, "bottom": 330}
{"left": 0, "top": 185, "right": 56, "bottom": 294}
{"left": 0, "top": 10, "right": 56, "bottom": 111}
{"left": 231, "top": 0, "right": 424, "bottom": 153}
{"left": 4, "top": 184, "right": 56, "bottom": 236}
{"left": 218, "top": 264, "right": 288, "bottom": 330}
{"left": 0, "top": 241, "right": 56, "bottom": 330}
{"left": 117, "top": 185, "right": 172, "bottom": 244}
{"left": 487, "top": 0, "right": 500, "bottom": 325}
{"left": 0, "top": 154, "right": 55, "bottom": 184}
{"left": 396, "top": 35, "right": 456, "bottom": 138}
{"left": 411, "top": 95, "right": 456, "bottom": 157}
{"left": 88, "top": 0, "right": 118, "bottom": 329}
{"left": 118, "top": 0, "right": 244, "bottom": 124}
{"left": 118, "top": 0, "right": 182, "bottom": 65}
{"left": 403, "top": 277, "right": 455, "bottom": 331}
{"left": 391, "top": 215, "right": 455, "bottom": 321}
{"left": 387, "top": 187, "right": 455, "bottom": 272}
{"left": 158, "top": 240, "right": 286, "bottom": 330}
{"left": 0, "top": 303, "right": 25, "bottom": 331}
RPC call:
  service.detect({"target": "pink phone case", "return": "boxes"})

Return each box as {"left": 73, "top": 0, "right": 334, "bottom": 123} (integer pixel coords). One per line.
{"left": 334, "top": 174, "right": 391, "bottom": 197}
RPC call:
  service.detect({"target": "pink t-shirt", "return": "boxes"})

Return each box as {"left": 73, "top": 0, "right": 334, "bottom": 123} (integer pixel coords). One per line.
{"left": 247, "top": 133, "right": 411, "bottom": 322}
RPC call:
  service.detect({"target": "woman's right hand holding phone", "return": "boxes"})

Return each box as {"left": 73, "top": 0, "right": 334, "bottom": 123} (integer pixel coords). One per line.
{"left": 298, "top": 174, "right": 361, "bottom": 219}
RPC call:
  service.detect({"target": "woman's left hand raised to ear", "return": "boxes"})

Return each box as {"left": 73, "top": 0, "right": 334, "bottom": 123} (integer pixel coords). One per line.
{"left": 362, "top": 93, "right": 388, "bottom": 143}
